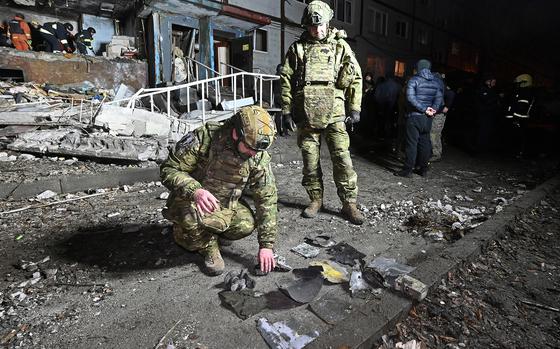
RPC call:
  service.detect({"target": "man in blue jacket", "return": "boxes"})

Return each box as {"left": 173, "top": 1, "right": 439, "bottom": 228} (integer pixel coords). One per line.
{"left": 395, "top": 59, "right": 443, "bottom": 177}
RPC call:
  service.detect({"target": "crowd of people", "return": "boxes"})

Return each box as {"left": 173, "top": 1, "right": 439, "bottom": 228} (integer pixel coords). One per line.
{"left": 0, "top": 13, "right": 96, "bottom": 54}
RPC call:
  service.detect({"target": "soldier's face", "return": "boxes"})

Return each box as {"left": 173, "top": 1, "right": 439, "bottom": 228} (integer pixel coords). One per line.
{"left": 308, "top": 23, "right": 328, "bottom": 40}
{"left": 232, "top": 129, "right": 257, "bottom": 158}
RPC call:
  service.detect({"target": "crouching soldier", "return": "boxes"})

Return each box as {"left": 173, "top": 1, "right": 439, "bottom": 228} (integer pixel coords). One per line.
{"left": 160, "top": 106, "right": 278, "bottom": 276}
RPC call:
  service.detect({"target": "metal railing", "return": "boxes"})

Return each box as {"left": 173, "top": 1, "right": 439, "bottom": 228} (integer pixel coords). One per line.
{"left": 108, "top": 71, "right": 279, "bottom": 136}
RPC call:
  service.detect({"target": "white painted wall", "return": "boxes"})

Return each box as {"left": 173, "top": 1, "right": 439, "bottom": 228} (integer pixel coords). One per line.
{"left": 227, "top": 0, "right": 280, "bottom": 17}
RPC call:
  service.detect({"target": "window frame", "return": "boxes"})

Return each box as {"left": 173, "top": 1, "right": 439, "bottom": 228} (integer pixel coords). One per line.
{"left": 253, "top": 28, "right": 268, "bottom": 53}
{"left": 334, "top": 0, "right": 353, "bottom": 24}
{"left": 368, "top": 7, "right": 388, "bottom": 36}
{"left": 395, "top": 20, "right": 408, "bottom": 39}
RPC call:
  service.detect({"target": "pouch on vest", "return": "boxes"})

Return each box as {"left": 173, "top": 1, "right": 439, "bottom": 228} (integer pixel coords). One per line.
{"left": 197, "top": 207, "right": 234, "bottom": 233}
{"left": 336, "top": 61, "right": 355, "bottom": 89}
{"left": 303, "top": 85, "right": 334, "bottom": 129}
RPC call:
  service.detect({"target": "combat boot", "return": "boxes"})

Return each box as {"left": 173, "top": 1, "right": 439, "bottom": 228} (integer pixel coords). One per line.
{"left": 198, "top": 241, "right": 225, "bottom": 276}
{"left": 341, "top": 202, "right": 365, "bottom": 225}
{"left": 302, "top": 200, "right": 323, "bottom": 218}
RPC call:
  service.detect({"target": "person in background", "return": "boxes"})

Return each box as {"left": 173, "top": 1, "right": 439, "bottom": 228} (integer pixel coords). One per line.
{"left": 39, "top": 21, "right": 73, "bottom": 53}
{"left": 8, "top": 13, "right": 32, "bottom": 50}
{"left": 430, "top": 73, "right": 455, "bottom": 161}
{"left": 0, "top": 22, "right": 10, "bottom": 47}
{"left": 395, "top": 59, "right": 443, "bottom": 178}
{"left": 76, "top": 27, "right": 96, "bottom": 55}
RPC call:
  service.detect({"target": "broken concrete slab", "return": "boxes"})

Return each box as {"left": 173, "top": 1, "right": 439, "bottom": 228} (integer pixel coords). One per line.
{"left": 94, "top": 105, "right": 171, "bottom": 137}
{"left": 220, "top": 97, "right": 255, "bottom": 111}
{"left": 8, "top": 129, "right": 168, "bottom": 162}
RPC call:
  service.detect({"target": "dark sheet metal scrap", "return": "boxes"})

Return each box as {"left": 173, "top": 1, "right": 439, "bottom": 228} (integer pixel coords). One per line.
{"left": 326, "top": 242, "right": 366, "bottom": 266}
{"left": 304, "top": 233, "right": 336, "bottom": 248}
{"left": 223, "top": 269, "right": 255, "bottom": 291}
{"left": 279, "top": 267, "right": 323, "bottom": 304}
{"left": 309, "top": 295, "right": 353, "bottom": 325}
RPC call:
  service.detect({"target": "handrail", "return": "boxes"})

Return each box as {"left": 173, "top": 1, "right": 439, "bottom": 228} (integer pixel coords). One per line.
{"left": 106, "top": 71, "right": 280, "bottom": 137}
{"left": 186, "top": 57, "right": 221, "bottom": 78}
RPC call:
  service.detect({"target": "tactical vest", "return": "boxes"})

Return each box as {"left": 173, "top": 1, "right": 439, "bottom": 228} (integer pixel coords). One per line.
{"left": 8, "top": 20, "right": 24, "bottom": 35}
{"left": 195, "top": 130, "right": 251, "bottom": 210}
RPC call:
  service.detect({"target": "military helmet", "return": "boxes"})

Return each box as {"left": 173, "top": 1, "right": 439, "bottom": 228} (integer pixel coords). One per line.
{"left": 234, "top": 105, "right": 275, "bottom": 151}
{"left": 301, "top": 0, "right": 334, "bottom": 26}
{"left": 514, "top": 73, "right": 533, "bottom": 88}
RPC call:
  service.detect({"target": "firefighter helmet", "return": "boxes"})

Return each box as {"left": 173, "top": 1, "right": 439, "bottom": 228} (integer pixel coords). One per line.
{"left": 301, "top": 1, "right": 334, "bottom": 26}
{"left": 64, "top": 22, "right": 74, "bottom": 32}
{"left": 514, "top": 74, "right": 533, "bottom": 88}
{"left": 87, "top": 27, "right": 96, "bottom": 34}
{"left": 233, "top": 105, "right": 275, "bottom": 151}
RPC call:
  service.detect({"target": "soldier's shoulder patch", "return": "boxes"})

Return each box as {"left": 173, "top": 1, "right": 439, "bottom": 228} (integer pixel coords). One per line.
{"left": 175, "top": 131, "right": 198, "bottom": 153}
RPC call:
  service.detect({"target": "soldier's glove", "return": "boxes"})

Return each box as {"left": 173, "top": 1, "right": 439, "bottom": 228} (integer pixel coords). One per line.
{"left": 282, "top": 113, "right": 296, "bottom": 133}
{"left": 345, "top": 110, "right": 361, "bottom": 124}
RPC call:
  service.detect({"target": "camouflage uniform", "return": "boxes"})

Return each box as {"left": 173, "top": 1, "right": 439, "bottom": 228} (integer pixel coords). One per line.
{"left": 281, "top": 27, "right": 362, "bottom": 203}
{"left": 430, "top": 113, "right": 446, "bottom": 160}
{"left": 160, "top": 118, "right": 278, "bottom": 252}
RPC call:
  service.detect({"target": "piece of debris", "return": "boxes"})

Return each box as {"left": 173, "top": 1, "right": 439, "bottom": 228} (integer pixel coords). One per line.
{"left": 291, "top": 243, "right": 320, "bottom": 259}
{"left": 223, "top": 269, "right": 255, "bottom": 291}
{"left": 36, "top": 190, "right": 58, "bottom": 200}
{"left": 304, "top": 234, "right": 336, "bottom": 248}
{"left": 279, "top": 268, "right": 323, "bottom": 303}
{"left": 158, "top": 192, "right": 170, "bottom": 200}
{"left": 309, "top": 260, "right": 349, "bottom": 283}
{"left": 219, "top": 289, "right": 267, "bottom": 320}
{"left": 256, "top": 317, "right": 319, "bottom": 349}
{"left": 326, "top": 242, "right": 366, "bottom": 266}
{"left": 255, "top": 254, "right": 293, "bottom": 276}
{"left": 393, "top": 274, "right": 428, "bottom": 301}
{"left": 472, "top": 187, "right": 483, "bottom": 193}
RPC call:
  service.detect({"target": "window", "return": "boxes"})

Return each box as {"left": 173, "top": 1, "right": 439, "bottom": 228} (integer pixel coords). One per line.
{"left": 334, "top": 0, "right": 352, "bottom": 24}
{"left": 394, "top": 60, "right": 406, "bottom": 77}
{"left": 417, "top": 28, "right": 428, "bottom": 46}
{"left": 254, "top": 29, "right": 267, "bottom": 52}
{"left": 395, "top": 20, "right": 408, "bottom": 39}
{"left": 368, "top": 8, "right": 388, "bottom": 36}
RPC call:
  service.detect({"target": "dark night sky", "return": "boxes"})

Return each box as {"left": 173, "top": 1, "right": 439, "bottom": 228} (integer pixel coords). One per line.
{"left": 461, "top": 0, "right": 560, "bottom": 78}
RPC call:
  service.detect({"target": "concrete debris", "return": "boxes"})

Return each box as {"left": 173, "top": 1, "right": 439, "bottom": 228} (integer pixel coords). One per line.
{"left": 291, "top": 243, "right": 320, "bottom": 259}
{"left": 220, "top": 97, "right": 255, "bottom": 111}
{"left": 256, "top": 317, "right": 319, "bottom": 349}
{"left": 158, "top": 192, "right": 169, "bottom": 200}
{"left": 94, "top": 105, "right": 171, "bottom": 137}
{"left": 36, "top": 190, "right": 58, "bottom": 200}
{"left": 472, "top": 187, "right": 483, "bottom": 193}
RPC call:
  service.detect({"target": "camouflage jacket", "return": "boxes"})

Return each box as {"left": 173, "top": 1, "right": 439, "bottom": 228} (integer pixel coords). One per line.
{"left": 280, "top": 28, "right": 362, "bottom": 126}
{"left": 160, "top": 122, "right": 278, "bottom": 249}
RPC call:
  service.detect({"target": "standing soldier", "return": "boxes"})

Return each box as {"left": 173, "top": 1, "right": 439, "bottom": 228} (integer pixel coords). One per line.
{"left": 76, "top": 27, "right": 96, "bottom": 55}
{"left": 160, "top": 106, "right": 278, "bottom": 276}
{"left": 280, "top": 0, "right": 364, "bottom": 225}
{"left": 39, "top": 21, "right": 73, "bottom": 53}
{"left": 8, "top": 13, "right": 32, "bottom": 51}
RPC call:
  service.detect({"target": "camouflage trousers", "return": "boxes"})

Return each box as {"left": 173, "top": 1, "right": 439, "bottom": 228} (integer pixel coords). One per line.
{"left": 297, "top": 121, "right": 358, "bottom": 203}
{"left": 163, "top": 199, "right": 255, "bottom": 252}
{"left": 430, "top": 113, "right": 446, "bottom": 160}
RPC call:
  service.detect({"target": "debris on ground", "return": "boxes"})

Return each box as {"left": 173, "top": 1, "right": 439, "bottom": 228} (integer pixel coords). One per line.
{"left": 223, "top": 269, "right": 255, "bottom": 291}
{"left": 326, "top": 242, "right": 366, "bottom": 266}
{"left": 309, "top": 260, "right": 349, "bottom": 283}
{"left": 279, "top": 267, "right": 323, "bottom": 304}
{"left": 304, "top": 233, "right": 336, "bottom": 248}
{"left": 219, "top": 289, "right": 267, "bottom": 320}
{"left": 256, "top": 317, "right": 319, "bottom": 349}
{"left": 291, "top": 242, "right": 320, "bottom": 259}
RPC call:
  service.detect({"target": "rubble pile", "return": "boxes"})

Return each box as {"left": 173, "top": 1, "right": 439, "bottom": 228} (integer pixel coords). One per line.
{"left": 379, "top": 193, "right": 560, "bottom": 349}
{"left": 0, "top": 80, "right": 171, "bottom": 162}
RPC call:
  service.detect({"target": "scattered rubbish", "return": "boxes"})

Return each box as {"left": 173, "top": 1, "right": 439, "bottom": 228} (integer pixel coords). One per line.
{"left": 393, "top": 274, "right": 428, "bottom": 301}
{"left": 377, "top": 336, "right": 425, "bottom": 349}
{"left": 223, "top": 269, "right": 255, "bottom": 291}
{"left": 291, "top": 243, "right": 320, "bottom": 259}
{"left": 154, "top": 319, "right": 182, "bottom": 349}
{"left": 219, "top": 289, "right": 267, "bottom": 320}
{"left": 255, "top": 254, "right": 293, "bottom": 276}
{"left": 472, "top": 187, "right": 482, "bottom": 193}
{"left": 423, "top": 230, "right": 444, "bottom": 241}
{"left": 326, "top": 242, "right": 366, "bottom": 266}
{"left": 493, "top": 197, "right": 508, "bottom": 205}
{"left": 365, "top": 257, "right": 428, "bottom": 300}
{"left": 279, "top": 268, "right": 323, "bottom": 304}
{"left": 349, "top": 264, "right": 370, "bottom": 296}
{"left": 309, "top": 295, "right": 353, "bottom": 325}
{"left": 309, "top": 260, "right": 349, "bottom": 283}
{"left": 304, "top": 234, "right": 336, "bottom": 248}
{"left": 519, "top": 299, "right": 559, "bottom": 312}
{"left": 256, "top": 317, "right": 319, "bottom": 349}
{"left": 0, "top": 192, "right": 111, "bottom": 215}
{"left": 158, "top": 192, "right": 169, "bottom": 200}
{"left": 36, "top": 190, "right": 58, "bottom": 200}
{"left": 107, "top": 212, "right": 121, "bottom": 218}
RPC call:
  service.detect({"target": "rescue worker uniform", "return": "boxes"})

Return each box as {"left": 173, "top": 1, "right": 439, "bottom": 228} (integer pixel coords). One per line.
{"left": 8, "top": 15, "right": 32, "bottom": 51}
{"left": 76, "top": 29, "right": 94, "bottom": 54}
{"left": 505, "top": 74, "right": 535, "bottom": 156}
{"left": 280, "top": 0, "right": 364, "bottom": 225}
{"left": 40, "top": 22, "right": 72, "bottom": 53}
{"left": 160, "top": 106, "right": 278, "bottom": 275}
{"left": 0, "top": 24, "right": 10, "bottom": 47}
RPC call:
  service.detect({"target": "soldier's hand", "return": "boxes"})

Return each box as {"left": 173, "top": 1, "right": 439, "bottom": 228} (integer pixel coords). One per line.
{"left": 193, "top": 188, "right": 220, "bottom": 215}
{"left": 282, "top": 113, "right": 296, "bottom": 133}
{"left": 347, "top": 110, "right": 360, "bottom": 124}
{"left": 258, "top": 248, "right": 276, "bottom": 273}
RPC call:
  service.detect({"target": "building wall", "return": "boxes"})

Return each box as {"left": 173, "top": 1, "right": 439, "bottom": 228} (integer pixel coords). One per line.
{"left": 82, "top": 14, "right": 115, "bottom": 55}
